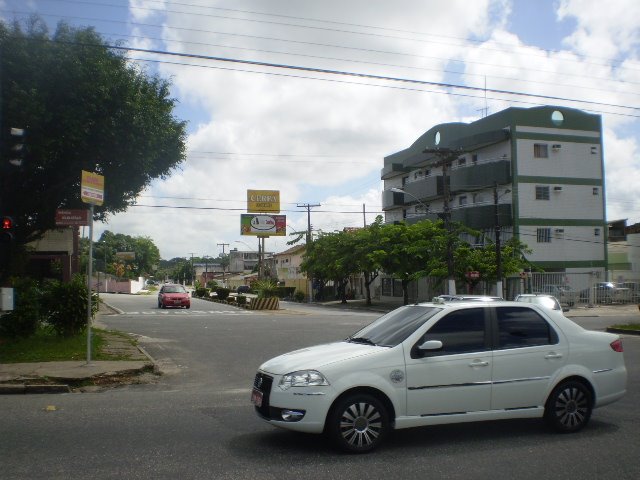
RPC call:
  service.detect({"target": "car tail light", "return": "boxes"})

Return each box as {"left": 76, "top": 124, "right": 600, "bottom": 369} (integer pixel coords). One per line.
{"left": 610, "top": 339, "right": 624, "bottom": 352}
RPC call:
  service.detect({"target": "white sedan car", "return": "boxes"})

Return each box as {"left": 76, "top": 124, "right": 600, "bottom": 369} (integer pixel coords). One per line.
{"left": 251, "top": 300, "right": 627, "bottom": 453}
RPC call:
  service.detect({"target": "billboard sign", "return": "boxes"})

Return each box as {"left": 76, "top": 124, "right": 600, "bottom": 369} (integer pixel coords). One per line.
{"left": 247, "top": 190, "right": 280, "bottom": 213}
{"left": 81, "top": 170, "right": 104, "bottom": 206}
{"left": 55, "top": 209, "right": 90, "bottom": 226}
{"left": 241, "top": 214, "right": 286, "bottom": 236}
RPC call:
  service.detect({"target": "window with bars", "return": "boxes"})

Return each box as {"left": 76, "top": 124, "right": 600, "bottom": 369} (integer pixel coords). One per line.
{"left": 537, "top": 228, "right": 552, "bottom": 243}
{"left": 535, "top": 186, "right": 550, "bottom": 200}
{"left": 534, "top": 144, "right": 549, "bottom": 158}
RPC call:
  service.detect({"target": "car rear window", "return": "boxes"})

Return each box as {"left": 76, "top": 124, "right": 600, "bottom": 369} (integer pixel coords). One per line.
{"left": 496, "top": 306, "right": 558, "bottom": 348}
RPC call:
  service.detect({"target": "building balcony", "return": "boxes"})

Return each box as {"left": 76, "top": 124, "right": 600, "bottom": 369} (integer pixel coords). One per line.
{"left": 381, "top": 163, "right": 407, "bottom": 180}
{"left": 450, "top": 203, "right": 513, "bottom": 230}
{"left": 403, "top": 175, "right": 444, "bottom": 203}
{"left": 450, "top": 159, "right": 511, "bottom": 193}
{"left": 382, "top": 189, "right": 406, "bottom": 211}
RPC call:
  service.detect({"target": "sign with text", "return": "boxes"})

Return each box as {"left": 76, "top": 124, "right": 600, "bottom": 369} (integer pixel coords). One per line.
{"left": 241, "top": 214, "right": 286, "bottom": 236}
{"left": 81, "top": 170, "right": 104, "bottom": 206}
{"left": 247, "top": 190, "right": 280, "bottom": 213}
{"left": 55, "top": 209, "right": 90, "bottom": 226}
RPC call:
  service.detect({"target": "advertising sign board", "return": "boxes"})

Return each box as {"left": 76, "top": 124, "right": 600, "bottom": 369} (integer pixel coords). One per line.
{"left": 241, "top": 214, "right": 286, "bottom": 236}
{"left": 247, "top": 190, "right": 280, "bottom": 213}
{"left": 81, "top": 170, "right": 105, "bottom": 206}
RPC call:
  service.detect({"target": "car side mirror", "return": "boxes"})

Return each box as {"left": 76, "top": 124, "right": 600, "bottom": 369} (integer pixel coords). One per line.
{"left": 419, "top": 340, "right": 443, "bottom": 351}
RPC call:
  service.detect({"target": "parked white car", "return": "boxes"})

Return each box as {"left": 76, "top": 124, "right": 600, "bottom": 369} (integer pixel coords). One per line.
{"left": 251, "top": 300, "right": 627, "bottom": 453}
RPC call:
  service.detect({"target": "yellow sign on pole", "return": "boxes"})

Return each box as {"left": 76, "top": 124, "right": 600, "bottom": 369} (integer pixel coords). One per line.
{"left": 81, "top": 170, "right": 105, "bottom": 206}
{"left": 247, "top": 190, "right": 280, "bottom": 213}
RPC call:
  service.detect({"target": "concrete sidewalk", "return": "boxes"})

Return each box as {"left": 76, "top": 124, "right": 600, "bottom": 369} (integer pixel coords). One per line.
{"left": 0, "top": 315, "right": 155, "bottom": 394}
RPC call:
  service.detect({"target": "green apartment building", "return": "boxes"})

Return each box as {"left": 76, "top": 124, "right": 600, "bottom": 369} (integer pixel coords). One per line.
{"left": 381, "top": 105, "right": 607, "bottom": 288}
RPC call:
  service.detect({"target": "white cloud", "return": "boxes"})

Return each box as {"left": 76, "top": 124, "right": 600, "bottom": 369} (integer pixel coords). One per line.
{"left": 557, "top": 0, "right": 640, "bottom": 59}
{"left": 92, "top": 0, "right": 640, "bottom": 259}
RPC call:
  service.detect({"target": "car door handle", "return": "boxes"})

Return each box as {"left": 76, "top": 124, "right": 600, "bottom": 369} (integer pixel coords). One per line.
{"left": 469, "top": 360, "right": 489, "bottom": 367}
{"left": 545, "top": 353, "right": 563, "bottom": 359}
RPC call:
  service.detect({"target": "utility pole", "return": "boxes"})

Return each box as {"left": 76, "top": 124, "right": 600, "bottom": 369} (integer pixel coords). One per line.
{"left": 494, "top": 183, "right": 502, "bottom": 297}
{"left": 217, "top": 243, "right": 229, "bottom": 286}
{"left": 188, "top": 252, "right": 196, "bottom": 286}
{"left": 493, "top": 183, "right": 511, "bottom": 297}
{"left": 297, "top": 202, "right": 320, "bottom": 302}
{"left": 424, "top": 147, "right": 462, "bottom": 295}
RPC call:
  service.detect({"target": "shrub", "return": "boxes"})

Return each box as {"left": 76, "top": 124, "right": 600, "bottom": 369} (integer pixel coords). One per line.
{"left": 236, "top": 295, "right": 247, "bottom": 306}
{"left": 195, "top": 287, "right": 209, "bottom": 298}
{"left": 275, "top": 286, "right": 296, "bottom": 298}
{"left": 254, "top": 280, "right": 279, "bottom": 299}
{"left": 43, "top": 274, "right": 95, "bottom": 337}
{"left": 206, "top": 280, "right": 219, "bottom": 289}
{"left": 0, "top": 277, "right": 43, "bottom": 338}
{"left": 216, "top": 288, "right": 230, "bottom": 301}
{"left": 294, "top": 290, "right": 306, "bottom": 303}
{"left": 227, "top": 296, "right": 236, "bottom": 304}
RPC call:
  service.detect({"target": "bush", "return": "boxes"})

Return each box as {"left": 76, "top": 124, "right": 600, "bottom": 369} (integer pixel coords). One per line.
{"left": 216, "top": 287, "right": 230, "bottom": 301}
{"left": 236, "top": 295, "right": 247, "bottom": 306}
{"left": 195, "top": 287, "right": 209, "bottom": 298}
{"left": 227, "top": 296, "right": 236, "bottom": 304}
{"left": 43, "top": 275, "right": 95, "bottom": 337}
{"left": 294, "top": 290, "right": 306, "bottom": 303}
{"left": 275, "top": 286, "right": 296, "bottom": 298}
{"left": 0, "top": 278, "right": 43, "bottom": 338}
{"left": 254, "top": 280, "right": 279, "bottom": 299}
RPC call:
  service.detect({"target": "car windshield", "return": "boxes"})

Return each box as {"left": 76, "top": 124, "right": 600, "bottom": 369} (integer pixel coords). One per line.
{"left": 163, "top": 285, "right": 186, "bottom": 293}
{"left": 347, "top": 306, "right": 440, "bottom": 347}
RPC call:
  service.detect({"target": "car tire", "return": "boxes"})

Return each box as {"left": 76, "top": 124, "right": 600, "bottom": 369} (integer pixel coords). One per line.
{"left": 186, "top": 305, "right": 190, "bottom": 309}
{"left": 544, "top": 380, "right": 593, "bottom": 433}
{"left": 326, "top": 393, "right": 389, "bottom": 453}
{"left": 159, "top": 302, "right": 165, "bottom": 309}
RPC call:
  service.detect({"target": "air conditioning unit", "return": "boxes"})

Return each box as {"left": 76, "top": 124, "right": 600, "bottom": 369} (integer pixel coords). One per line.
{"left": 555, "top": 228, "right": 565, "bottom": 233}
{"left": 552, "top": 144, "right": 562, "bottom": 150}
{"left": 553, "top": 186, "right": 563, "bottom": 192}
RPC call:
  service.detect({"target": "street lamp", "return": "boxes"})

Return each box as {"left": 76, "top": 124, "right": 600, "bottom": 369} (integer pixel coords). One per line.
{"left": 390, "top": 187, "right": 432, "bottom": 214}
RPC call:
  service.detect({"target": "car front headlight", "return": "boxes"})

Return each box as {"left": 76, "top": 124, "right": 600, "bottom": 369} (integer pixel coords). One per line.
{"left": 279, "top": 370, "right": 329, "bottom": 390}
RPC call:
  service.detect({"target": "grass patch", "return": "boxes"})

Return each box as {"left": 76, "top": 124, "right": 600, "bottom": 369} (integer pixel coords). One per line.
{"left": 610, "top": 323, "right": 640, "bottom": 331}
{"left": 0, "top": 326, "right": 114, "bottom": 363}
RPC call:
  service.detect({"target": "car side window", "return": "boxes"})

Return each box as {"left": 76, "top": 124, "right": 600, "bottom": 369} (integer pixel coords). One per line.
{"left": 418, "top": 308, "right": 487, "bottom": 356}
{"left": 496, "top": 306, "right": 558, "bottom": 349}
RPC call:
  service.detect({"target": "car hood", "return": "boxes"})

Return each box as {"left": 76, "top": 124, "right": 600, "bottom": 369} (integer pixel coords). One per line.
{"left": 260, "top": 341, "right": 383, "bottom": 375}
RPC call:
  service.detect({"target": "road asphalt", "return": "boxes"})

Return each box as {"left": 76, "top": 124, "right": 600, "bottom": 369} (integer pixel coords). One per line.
{"left": 1, "top": 299, "right": 638, "bottom": 394}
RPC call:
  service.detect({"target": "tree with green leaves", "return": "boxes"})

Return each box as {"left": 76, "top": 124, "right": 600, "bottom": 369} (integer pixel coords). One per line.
{"left": 0, "top": 17, "right": 186, "bottom": 273}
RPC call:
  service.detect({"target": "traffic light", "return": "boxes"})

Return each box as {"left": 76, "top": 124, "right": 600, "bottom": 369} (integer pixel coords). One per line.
{"left": 1, "top": 216, "right": 14, "bottom": 243}
{"left": 9, "top": 127, "right": 26, "bottom": 167}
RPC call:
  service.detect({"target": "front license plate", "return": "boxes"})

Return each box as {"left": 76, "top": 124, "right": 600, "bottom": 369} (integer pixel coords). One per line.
{"left": 173, "top": 300, "right": 181, "bottom": 304}
{"left": 251, "top": 388, "right": 263, "bottom": 407}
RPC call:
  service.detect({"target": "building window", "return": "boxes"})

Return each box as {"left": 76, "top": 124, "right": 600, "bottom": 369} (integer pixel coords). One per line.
{"left": 458, "top": 195, "right": 467, "bottom": 207}
{"left": 472, "top": 154, "right": 478, "bottom": 164}
{"left": 594, "top": 228, "right": 601, "bottom": 236}
{"left": 591, "top": 146, "right": 598, "bottom": 154}
{"left": 534, "top": 144, "right": 549, "bottom": 158}
{"left": 593, "top": 187, "right": 599, "bottom": 195}
{"left": 458, "top": 157, "right": 466, "bottom": 166}
{"left": 535, "top": 186, "right": 550, "bottom": 200}
{"left": 537, "top": 228, "right": 552, "bottom": 243}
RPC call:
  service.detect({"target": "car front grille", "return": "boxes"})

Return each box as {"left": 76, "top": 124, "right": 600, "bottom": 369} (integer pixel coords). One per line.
{"left": 253, "top": 372, "right": 273, "bottom": 418}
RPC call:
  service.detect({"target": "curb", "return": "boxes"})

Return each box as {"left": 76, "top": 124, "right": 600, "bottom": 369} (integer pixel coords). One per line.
{"left": 0, "top": 384, "right": 71, "bottom": 395}
{"left": 606, "top": 327, "right": 640, "bottom": 336}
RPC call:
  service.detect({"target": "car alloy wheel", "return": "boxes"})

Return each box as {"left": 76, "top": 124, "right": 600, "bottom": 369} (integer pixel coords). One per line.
{"left": 327, "top": 394, "right": 388, "bottom": 453}
{"left": 545, "top": 380, "right": 592, "bottom": 433}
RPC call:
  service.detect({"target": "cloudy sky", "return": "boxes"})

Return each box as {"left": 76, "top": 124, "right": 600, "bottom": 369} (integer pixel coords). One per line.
{"left": 4, "top": 0, "right": 640, "bottom": 259}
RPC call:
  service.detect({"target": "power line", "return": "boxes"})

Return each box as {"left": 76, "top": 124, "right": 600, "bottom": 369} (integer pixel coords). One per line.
{"left": 34, "top": 38, "right": 640, "bottom": 116}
